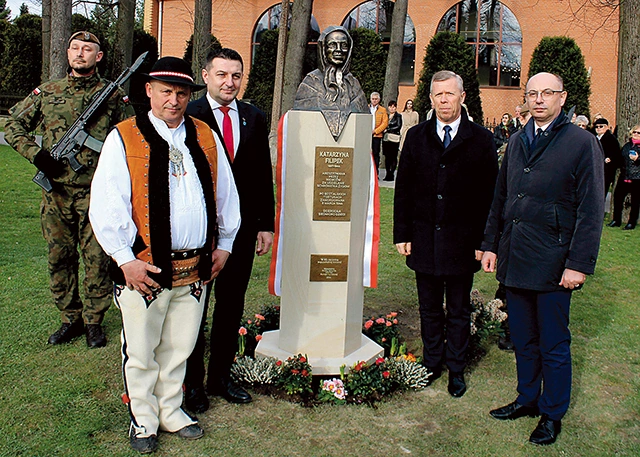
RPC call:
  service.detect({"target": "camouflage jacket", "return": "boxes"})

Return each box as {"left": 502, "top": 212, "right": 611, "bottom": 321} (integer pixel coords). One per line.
{"left": 5, "top": 72, "right": 135, "bottom": 187}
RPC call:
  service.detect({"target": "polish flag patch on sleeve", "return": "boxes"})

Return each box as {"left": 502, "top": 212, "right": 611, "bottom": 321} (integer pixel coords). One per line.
{"left": 32, "top": 87, "right": 41, "bottom": 96}
{"left": 122, "top": 95, "right": 129, "bottom": 103}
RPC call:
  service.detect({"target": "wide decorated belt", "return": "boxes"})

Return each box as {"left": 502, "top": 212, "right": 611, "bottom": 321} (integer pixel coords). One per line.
{"left": 171, "top": 250, "right": 201, "bottom": 287}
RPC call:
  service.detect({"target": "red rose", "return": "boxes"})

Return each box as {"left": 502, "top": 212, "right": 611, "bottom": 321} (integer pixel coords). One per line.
{"left": 383, "top": 371, "right": 390, "bottom": 378}
{"left": 299, "top": 356, "right": 307, "bottom": 363}
{"left": 291, "top": 369, "right": 299, "bottom": 375}
{"left": 276, "top": 360, "right": 282, "bottom": 366}
{"left": 255, "top": 335, "right": 262, "bottom": 342}
{"left": 375, "top": 357, "right": 385, "bottom": 365}
{"left": 301, "top": 369, "right": 309, "bottom": 376}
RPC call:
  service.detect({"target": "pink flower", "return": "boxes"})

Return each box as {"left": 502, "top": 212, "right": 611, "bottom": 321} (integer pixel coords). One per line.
{"left": 238, "top": 327, "right": 247, "bottom": 336}
{"left": 255, "top": 313, "right": 266, "bottom": 320}
{"left": 388, "top": 312, "right": 398, "bottom": 318}
{"left": 381, "top": 337, "right": 386, "bottom": 342}
{"left": 376, "top": 317, "right": 385, "bottom": 324}
{"left": 393, "top": 319, "right": 398, "bottom": 325}
{"left": 255, "top": 335, "right": 262, "bottom": 342}
{"left": 382, "top": 371, "right": 390, "bottom": 379}
{"left": 247, "top": 319, "right": 252, "bottom": 324}
{"left": 386, "top": 321, "right": 392, "bottom": 327}
{"left": 364, "top": 320, "right": 374, "bottom": 330}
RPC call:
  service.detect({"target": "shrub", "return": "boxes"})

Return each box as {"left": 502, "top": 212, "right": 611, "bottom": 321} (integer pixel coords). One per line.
{"left": 349, "top": 27, "right": 386, "bottom": 99}
{"left": 414, "top": 31, "right": 483, "bottom": 123}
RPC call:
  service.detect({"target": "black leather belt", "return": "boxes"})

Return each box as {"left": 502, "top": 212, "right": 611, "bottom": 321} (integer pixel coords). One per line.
{"left": 171, "top": 249, "right": 201, "bottom": 260}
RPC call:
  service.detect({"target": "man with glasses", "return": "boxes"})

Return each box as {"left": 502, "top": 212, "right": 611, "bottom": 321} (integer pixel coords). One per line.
{"left": 593, "top": 118, "right": 621, "bottom": 198}
{"left": 481, "top": 72, "right": 604, "bottom": 445}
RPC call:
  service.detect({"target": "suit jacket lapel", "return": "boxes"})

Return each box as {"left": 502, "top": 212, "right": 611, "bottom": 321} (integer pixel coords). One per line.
{"left": 236, "top": 101, "right": 248, "bottom": 153}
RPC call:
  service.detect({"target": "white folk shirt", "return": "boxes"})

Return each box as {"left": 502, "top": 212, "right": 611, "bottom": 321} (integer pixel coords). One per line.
{"left": 206, "top": 93, "right": 240, "bottom": 157}
{"left": 89, "top": 111, "right": 241, "bottom": 267}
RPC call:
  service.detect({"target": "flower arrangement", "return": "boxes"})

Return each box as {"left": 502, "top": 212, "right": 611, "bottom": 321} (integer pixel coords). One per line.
{"left": 317, "top": 378, "right": 347, "bottom": 405}
{"left": 230, "top": 356, "right": 282, "bottom": 385}
{"left": 469, "top": 290, "right": 508, "bottom": 341}
{"left": 275, "top": 354, "right": 313, "bottom": 396}
{"left": 363, "top": 312, "right": 401, "bottom": 356}
{"left": 237, "top": 304, "right": 281, "bottom": 357}
{"left": 343, "top": 357, "right": 394, "bottom": 402}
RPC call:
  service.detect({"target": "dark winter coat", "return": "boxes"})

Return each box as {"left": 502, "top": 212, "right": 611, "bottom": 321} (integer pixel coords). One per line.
{"left": 600, "top": 129, "right": 621, "bottom": 177}
{"left": 481, "top": 112, "right": 605, "bottom": 291}
{"left": 394, "top": 110, "right": 498, "bottom": 276}
{"left": 620, "top": 141, "right": 640, "bottom": 180}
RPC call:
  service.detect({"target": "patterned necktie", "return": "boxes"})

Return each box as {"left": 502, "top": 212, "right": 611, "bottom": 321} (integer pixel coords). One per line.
{"left": 219, "top": 106, "right": 234, "bottom": 162}
{"left": 443, "top": 125, "right": 452, "bottom": 148}
{"left": 531, "top": 127, "right": 543, "bottom": 150}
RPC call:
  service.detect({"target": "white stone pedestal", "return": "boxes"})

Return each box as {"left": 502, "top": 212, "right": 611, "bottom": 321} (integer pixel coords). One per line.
{"left": 256, "top": 111, "right": 383, "bottom": 374}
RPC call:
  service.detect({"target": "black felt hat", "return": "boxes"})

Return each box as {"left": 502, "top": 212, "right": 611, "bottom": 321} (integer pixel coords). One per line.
{"left": 593, "top": 117, "right": 609, "bottom": 126}
{"left": 143, "top": 56, "right": 206, "bottom": 91}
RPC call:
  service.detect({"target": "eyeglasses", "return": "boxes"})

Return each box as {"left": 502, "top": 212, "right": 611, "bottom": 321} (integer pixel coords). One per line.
{"left": 595, "top": 125, "right": 608, "bottom": 128}
{"left": 525, "top": 89, "right": 564, "bottom": 101}
{"left": 632, "top": 131, "right": 640, "bottom": 135}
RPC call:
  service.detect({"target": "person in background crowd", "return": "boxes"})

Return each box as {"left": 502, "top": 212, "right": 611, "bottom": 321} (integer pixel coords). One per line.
{"left": 5, "top": 31, "right": 134, "bottom": 348}
{"left": 575, "top": 115, "right": 589, "bottom": 129}
{"left": 382, "top": 100, "right": 402, "bottom": 181}
{"left": 394, "top": 70, "right": 498, "bottom": 399}
{"left": 513, "top": 105, "right": 523, "bottom": 130}
{"left": 89, "top": 56, "right": 241, "bottom": 453}
{"left": 519, "top": 107, "right": 532, "bottom": 125}
{"left": 370, "top": 91, "right": 388, "bottom": 173}
{"left": 593, "top": 118, "right": 621, "bottom": 198}
{"left": 607, "top": 123, "right": 640, "bottom": 230}
{"left": 494, "top": 113, "right": 517, "bottom": 151}
{"left": 482, "top": 72, "right": 604, "bottom": 446}
{"left": 400, "top": 99, "right": 419, "bottom": 151}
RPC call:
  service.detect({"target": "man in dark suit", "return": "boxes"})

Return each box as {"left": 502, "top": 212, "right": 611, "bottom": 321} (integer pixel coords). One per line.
{"left": 393, "top": 70, "right": 498, "bottom": 398}
{"left": 593, "top": 117, "right": 621, "bottom": 197}
{"left": 482, "top": 72, "right": 604, "bottom": 445}
{"left": 184, "top": 48, "right": 275, "bottom": 411}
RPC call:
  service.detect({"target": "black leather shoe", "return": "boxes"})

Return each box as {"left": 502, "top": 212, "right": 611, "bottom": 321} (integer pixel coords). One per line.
{"left": 209, "top": 380, "right": 252, "bottom": 404}
{"left": 176, "top": 423, "right": 204, "bottom": 440}
{"left": 448, "top": 372, "right": 466, "bottom": 397}
{"left": 529, "top": 415, "right": 561, "bottom": 445}
{"left": 424, "top": 366, "right": 442, "bottom": 387}
{"left": 129, "top": 431, "right": 158, "bottom": 454}
{"left": 85, "top": 324, "right": 107, "bottom": 348}
{"left": 623, "top": 223, "right": 636, "bottom": 230}
{"left": 185, "top": 385, "right": 210, "bottom": 413}
{"left": 48, "top": 321, "right": 84, "bottom": 345}
{"left": 498, "top": 335, "right": 514, "bottom": 351}
{"left": 607, "top": 220, "right": 621, "bottom": 227}
{"left": 490, "top": 401, "right": 540, "bottom": 420}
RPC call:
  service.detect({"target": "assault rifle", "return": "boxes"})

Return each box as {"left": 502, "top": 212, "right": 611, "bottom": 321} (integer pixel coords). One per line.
{"left": 33, "top": 51, "right": 148, "bottom": 191}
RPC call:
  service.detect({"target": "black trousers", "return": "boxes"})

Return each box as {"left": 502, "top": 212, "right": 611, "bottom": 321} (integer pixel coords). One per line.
{"left": 415, "top": 271, "right": 474, "bottom": 373}
{"left": 372, "top": 136, "right": 382, "bottom": 173}
{"left": 382, "top": 140, "right": 399, "bottom": 179}
{"left": 185, "top": 225, "right": 258, "bottom": 389}
{"left": 612, "top": 179, "right": 640, "bottom": 226}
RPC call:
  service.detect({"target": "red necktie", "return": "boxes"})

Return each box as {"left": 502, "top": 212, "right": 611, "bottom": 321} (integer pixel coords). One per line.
{"left": 219, "top": 106, "right": 234, "bottom": 162}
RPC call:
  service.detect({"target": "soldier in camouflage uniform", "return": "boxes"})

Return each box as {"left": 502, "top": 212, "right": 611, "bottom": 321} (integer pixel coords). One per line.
{"left": 5, "top": 31, "right": 134, "bottom": 348}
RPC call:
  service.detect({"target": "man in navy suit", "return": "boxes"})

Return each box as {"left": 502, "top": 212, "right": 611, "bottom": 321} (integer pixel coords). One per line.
{"left": 184, "top": 48, "right": 275, "bottom": 411}
{"left": 482, "top": 72, "right": 604, "bottom": 445}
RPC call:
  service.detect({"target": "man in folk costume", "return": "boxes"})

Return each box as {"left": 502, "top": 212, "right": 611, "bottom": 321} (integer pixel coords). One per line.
{"left": 89, "top": 57, "right": 240, "bottom": 454}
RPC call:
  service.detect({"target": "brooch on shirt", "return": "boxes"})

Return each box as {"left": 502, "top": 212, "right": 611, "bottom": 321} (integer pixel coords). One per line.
{"left": 169, "top": 146, "right": 186, "bottom": 182}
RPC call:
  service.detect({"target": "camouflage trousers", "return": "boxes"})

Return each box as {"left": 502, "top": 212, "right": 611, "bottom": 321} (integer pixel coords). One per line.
{"left": 41, "top": 185, "right": 111, "bottom": 324}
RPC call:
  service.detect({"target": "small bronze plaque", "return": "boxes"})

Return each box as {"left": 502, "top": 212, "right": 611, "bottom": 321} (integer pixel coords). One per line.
{"left": 313, "top": 146, "right": 354, "bottom": 221}
{"left": 309, "top": 255, "right": 348, "bottom": 282}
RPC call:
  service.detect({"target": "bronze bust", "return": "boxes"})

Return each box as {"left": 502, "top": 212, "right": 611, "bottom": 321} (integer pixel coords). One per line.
{"left": 293, "top": 26, "right": 368, "bottom": 140}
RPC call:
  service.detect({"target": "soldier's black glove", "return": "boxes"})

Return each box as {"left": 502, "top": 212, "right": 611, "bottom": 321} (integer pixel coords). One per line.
{"left": 33, "top": 149, "right": 65, "bottom": 178}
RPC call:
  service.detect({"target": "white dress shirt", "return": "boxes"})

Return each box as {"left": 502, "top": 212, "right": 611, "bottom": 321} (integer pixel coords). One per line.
{"left": 206, "top": 93, "right": 240, "bottom": 157}
{"left": 89, "top": 111, "right": 241, "bottom": 267}
{"left": 436, "top": 115, "right": 462, "bottom": 142}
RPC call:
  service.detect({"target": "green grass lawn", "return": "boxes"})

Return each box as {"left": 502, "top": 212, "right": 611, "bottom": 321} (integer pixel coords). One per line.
{"left": 0, "top": 145, "right": 639, "bottom": 456}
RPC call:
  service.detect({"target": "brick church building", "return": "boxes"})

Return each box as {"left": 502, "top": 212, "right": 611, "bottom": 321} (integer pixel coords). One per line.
{"left": 143, "top": 0, "right": 618, "bottom": 124}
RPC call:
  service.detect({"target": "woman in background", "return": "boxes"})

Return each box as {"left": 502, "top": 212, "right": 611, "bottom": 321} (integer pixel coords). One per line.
{"left": 400, "top": 99, "right": 419, "bottom": 152}
{"left": 382, "top": 100, "right": 402, "bottom": 181}
{"left": 608, "top": 123, "right": 640, "bottom": 230}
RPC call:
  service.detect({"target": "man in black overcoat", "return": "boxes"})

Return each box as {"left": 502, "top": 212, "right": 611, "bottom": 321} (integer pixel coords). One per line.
{"left": 481, "top": 72, "right": 604, "bottom": 445}
{"left": 593, "top": 117, "right": 621, "bottom": 197}
{"left": 394, "top": 70, "right": 498, "bottom": 398}
{"left": 184, "top": 48, "right": 275, "bottom": 411}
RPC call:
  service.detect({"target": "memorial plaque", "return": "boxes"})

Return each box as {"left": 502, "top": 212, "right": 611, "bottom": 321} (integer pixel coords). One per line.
{"left": 313, "top": 146, "right": 353, "bottom": 221}
{"left": 310, "top": 254, "right": 348, "bottom": 282}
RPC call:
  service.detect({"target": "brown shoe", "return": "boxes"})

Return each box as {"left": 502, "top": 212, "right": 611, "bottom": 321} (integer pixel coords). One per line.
{"left": 48, "top": 321, "right": 84, "bottom": 345}
{"left": 86, "top": 324, "right": 107, "bottom": 348}
{"left": 176, "top": 424, "right": 204, "bottom": 440}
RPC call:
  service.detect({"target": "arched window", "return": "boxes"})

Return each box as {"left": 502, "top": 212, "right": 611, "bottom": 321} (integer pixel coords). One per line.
{"left": 438, "top": 0, "right": 522, "bottom": 87}
{"left": 251, "top": 4, "right": 321, "bottom": 64}
{"left": 342, "top": 0, "right": 416, "bottom": 85}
